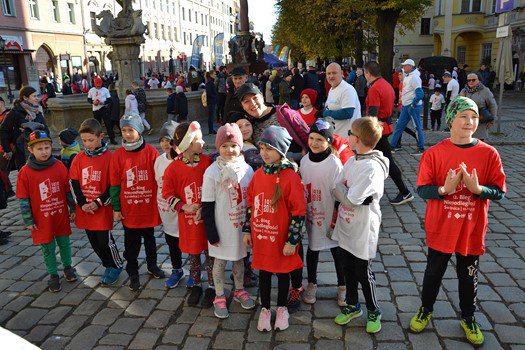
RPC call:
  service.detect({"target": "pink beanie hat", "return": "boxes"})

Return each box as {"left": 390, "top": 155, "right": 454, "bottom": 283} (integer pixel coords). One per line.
{"left": 215, "top": 123, "right": 244, "bottom": 150}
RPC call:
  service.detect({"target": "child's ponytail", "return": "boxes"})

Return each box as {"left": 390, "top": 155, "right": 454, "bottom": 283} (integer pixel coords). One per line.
{"left": 271, "top": 160, "right": 283, "bottom": 208}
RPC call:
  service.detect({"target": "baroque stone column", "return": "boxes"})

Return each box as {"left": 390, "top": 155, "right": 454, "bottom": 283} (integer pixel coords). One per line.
{"left": 105, "top": 36, "right": 145, "bottom": 98}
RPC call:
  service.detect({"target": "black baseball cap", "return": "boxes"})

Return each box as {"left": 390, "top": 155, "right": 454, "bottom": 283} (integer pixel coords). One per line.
{"left": 235, "top": 83, "right": 262, "bottom": 101}
{"left": 231, "top": 67, "right": 247, "bottom": 76}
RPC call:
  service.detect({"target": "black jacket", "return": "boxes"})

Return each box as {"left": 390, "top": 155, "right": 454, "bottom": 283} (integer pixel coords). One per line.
{"left": 167, "top": 93, "right": 178, "bottom": 114}
{"left": 176, "top": 92, "right": 188, "bottom": 119}
{"left": 290, "top": 74, "right": 305, "bottom": 100}
{"left": 62, "top": 83, "right": 73, "bottom": 95}
{"left": 224, "top": 89, "right": 244, "bottom": 123}
{"left": 109, "top": 90, "right": 121, "bottom": 122}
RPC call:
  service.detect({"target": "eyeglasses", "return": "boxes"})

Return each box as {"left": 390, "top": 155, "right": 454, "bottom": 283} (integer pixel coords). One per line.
{"left": 467, "top": 79, "right": 478, "bottom": 82}
{"left": 348, "top": 130, "right": 359, "bottom": 137}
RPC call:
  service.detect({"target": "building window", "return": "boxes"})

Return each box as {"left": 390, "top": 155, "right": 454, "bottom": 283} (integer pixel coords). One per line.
{"left": 182, "top": 7, "right": 185, "bottom": 20}
{"left": 67, "top": 2, "right": 75, "bottom": 23}
{"left": 195, "top": 11, "right": 197, "bottom": 23}
{"left": 90, "top": 11, "right": 96, "bottom": 27}
{"left": 457, "top": 46, "right": 466, "bottom": 64}
{"left": 161, "top": 24, "right": 165, "bottom": 39}
{"left": 183, "top": 32, "right": 186, "bottom": 45}
{"left": 461, "top": 0, "right": 481, "bottom": 13}
{"left": 190, "top": 33, "right": 192, "bottom": 44}
{"left": 201, "top": 13, "right": 203, "bottom": 25}
{"left": 490, "top": 0, "right": 496, "bottom": 14}
{"left": 481, "top": 43, "right": 492, "bottom": 63}
{"left": 188, "top": 9, "right": 191, "bottom": 22}
{"left": 28, "top": 0, "right": 39, "bottom": 19}
{"left": 51, "top": 0, "right": 59, "bottom": 22}
{"left": 2, "top": 0, "right": 15, "bottom": 16}
{"left": 420, "top": 18, "right": 431, "bottom": 35}
{"left": 156, "top": 23, "right": 160, "bottom": 39}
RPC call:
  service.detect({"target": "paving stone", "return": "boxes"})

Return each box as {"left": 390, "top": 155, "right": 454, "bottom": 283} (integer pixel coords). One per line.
{"left": 144, "top": 310, "right": 173, "bottom": 328}
{"left": 222, "top": 312, "right": 251, "bottom": 330}
{"left": 54, "top": 315, "right": 89, "bottom": 336}
{"left": 382, "top": 255, "right": 407, "bottom": 267}
{"left": 391, "top": 282, "right": 419, "bottom": 296}
{"left": 344, "top": 327, "right": 373, "bottom": 348}
{"left": 408, "top": 332, "right": 443, "bottom": 350}
{"left": 396, "top": 296, "right": 421, "bottom": 313}
{"left": 481, "top": 301, "right": 517, "bottom": 323}
{"left": 443, "top": 339, "right": 476, "bottom": 350}
{"left": 39, "top": 305, "right": 72, "bottom": 324}
{"left": 125, "top": 299, "right": 157, "bottom": 317}
{"left": 92, "top": 308, "right": 124, "bottom": 326}
{"left": 483, "top": 332, "right": 505, "bottom": 350}
{"left": 5, "top": 307, "right": 47, "bottom": 330}
{"left": 247, "top": 320, "right": 272, "bottom": 342}
{"left": 374, "top": 322, "right": 405, "bottom": 341}
{"left": 289, "top": 310, "right": 312, "bottom": 325}
{"left": 73, "top": 299, "right": 105, "bottom": 315}
{"left": 313, "top": 300, "right": 343, "bottom": 318}
{"left": 4, "top": 296, "right": 34, "bottom": 312}
{"left": 99, "top": 334, "right": 134, "bottom": 346}
{"left": 509, "top": 303, "right": 525, "bottom": 319}
{"left": 495, "top": 324, "right": 525, "bottom": 344}
{"left": 376, "top": 343, "right": 409, "bottom": 350}
{"left": 60, "top": 288, "right": 92, "bottom": 306}
{"left": 313, "top": 318, "right": 343, "bottom": 339}
{"left": 485, "top": 273, "right": 518, "bottom": 286}
{"left": 162, "top": 323, "right": 190, "bottom": 345}
{"left": 24, "top": 325, "right": 55, "bottom": 343}
{"left": 31, "top": 292, "right": 63, "bottom": 308}
{"left": 273, "top": 344, "right": 311, "bottom": 350}
{"left": 40, "top": 336, "right": 71, "bottom": 350}
{"left": 213, "top": 331, "right": 245, "bottom": 349}
{"left": 128, "top": 329, "right": 161, "bottom": 349}
{"left": 274, "top": 325, "right": 311, "bottom": 342}
{"left": 176, "top": 306, "right": 201, "bottom": 323}
{"left": 188, "top": 316, "right": 219, "bottom": 336}
{"left": 108, "top": 318, "right": 144, "bottom": 334}
{"left": 180, "top": 336, "right": 210, "bottom": 350}
{"left": 65, "top": 325, "right": 107, "bottom": 350}
{"left": 314, "top": 339, "right": 344, "bottom": 350}
{"left": 495, "top": 287, "right": 525, "bottom": 303}
{"left": 433, "top": 319, "right": 464, "bottom": 338}
{"left": 477, "top": 284, "right": 502, "bottom": 301}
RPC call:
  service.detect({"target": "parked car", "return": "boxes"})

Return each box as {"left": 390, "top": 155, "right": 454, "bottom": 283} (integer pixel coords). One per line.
{"left": 418, "top": 56, "right": 459, "bottom": 78}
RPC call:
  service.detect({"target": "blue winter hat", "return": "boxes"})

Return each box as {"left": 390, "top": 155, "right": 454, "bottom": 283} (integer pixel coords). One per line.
{"left": 258, "top": 125, "right": 292, "bottom": 157}
{"left": 120, "top": 112, "right": 144, "bottom": 134}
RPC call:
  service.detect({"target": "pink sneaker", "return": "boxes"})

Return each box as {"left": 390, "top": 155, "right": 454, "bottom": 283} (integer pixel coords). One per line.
{"left": 213, "top": 295, "right": 229, "bottom": 319}
{"left": 257, "top": 307, "right": 272, "bottom": 332}
{"left": 233, "top": 289, "right": 256, "bottom": 309}
{"left": 274, "top": 306, "right": 289, "bottom": 331}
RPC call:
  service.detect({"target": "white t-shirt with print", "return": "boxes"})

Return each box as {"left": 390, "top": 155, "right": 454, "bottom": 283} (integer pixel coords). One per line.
{"left": 154, "top": 153, "right": 179, "bottom": 237}
{"left": 447, "top": 79, "right": 460, "bottom": 100}
{"left": 87, "top": 87, "right": 111, "bottom": 111}
{"left": 430, "top": 94, "right": 445, "bottom": 111}
{"left": 202, "top": 160, "right": 254, "bottom": 261}
{"left": 325, "top": 80, "right": 361, "bottom": 136}
{"left": 299, "top": 154, "right": 342, "bottom": 251}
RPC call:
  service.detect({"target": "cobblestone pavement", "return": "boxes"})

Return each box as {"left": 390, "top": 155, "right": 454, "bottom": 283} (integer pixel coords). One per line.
{"left": 0, "top": 93, "right": 524, "bottom": 349}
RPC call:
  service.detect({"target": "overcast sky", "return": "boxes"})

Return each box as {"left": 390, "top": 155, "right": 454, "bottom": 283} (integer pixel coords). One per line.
{"left": 248, "top": 0, "right": 277, "bottom": 44}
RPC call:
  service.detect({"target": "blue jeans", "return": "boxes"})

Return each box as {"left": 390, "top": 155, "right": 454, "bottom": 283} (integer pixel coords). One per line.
{"left": 390, "top": 105, "right": 425, "bottom": 150}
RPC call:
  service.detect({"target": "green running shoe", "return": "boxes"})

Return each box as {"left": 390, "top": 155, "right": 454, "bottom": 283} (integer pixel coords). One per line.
{"left": 366, "top": 309, "right": 382, "bottom": 333}
{"left": 461, "top": 316, "right": 484, "bottom": 346}
{"left": 334, "top": 303, "right": 363, "bottom": 325}
{"left": 410, "top": 306, "right": 432, "bottom": 333}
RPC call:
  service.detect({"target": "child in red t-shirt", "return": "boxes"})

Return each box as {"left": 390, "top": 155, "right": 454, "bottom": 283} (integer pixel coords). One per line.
{"left": 110, "top": 113, "right": 164, "bottom": 292}
{"left": 70, "top": 119, "right": 123, "bottom": 286}
{"left": 162, "top": 121, "right": 215, "bottom": 308}
{"left": 298, "top": 89, "right": 318, "bottom": 126}
{"left": 411, "top": 97, "right": 506, "bottom": 346}
{"left": 16, "top": 130, "right": 77, "bottom": 292}
{"left": 243, "top": 125, "right": 306, "bottom": 332}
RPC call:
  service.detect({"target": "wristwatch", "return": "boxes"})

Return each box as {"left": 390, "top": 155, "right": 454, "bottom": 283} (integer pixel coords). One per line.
{"left": 439, "top": 186, "right": 447, "bottom": 196}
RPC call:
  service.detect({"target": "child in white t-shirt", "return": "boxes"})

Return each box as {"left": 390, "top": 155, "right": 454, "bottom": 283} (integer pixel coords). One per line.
{"left": 429, "top": 88, "right": 445, "bottom": 131}
{"left": 201, "top": 123, "right": 256, "bottom": 319}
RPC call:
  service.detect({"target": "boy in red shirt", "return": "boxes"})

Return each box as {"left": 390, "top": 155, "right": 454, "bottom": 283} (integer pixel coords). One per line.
{"left": 16, "top": 130, "right": 77, "bottom": 292}
{"left": 410, "top": 97, "right": 506, "bottom": 346}
{"left": 70, "top": 119, "right": 123, "bottom": 285}
{"left": 110, "top": 113, "right": 165, "bottom": 291}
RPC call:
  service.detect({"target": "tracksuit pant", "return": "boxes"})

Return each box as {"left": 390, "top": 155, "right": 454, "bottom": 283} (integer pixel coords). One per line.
{"left": 86, "top": 230, "right": 123, "bottom": 269}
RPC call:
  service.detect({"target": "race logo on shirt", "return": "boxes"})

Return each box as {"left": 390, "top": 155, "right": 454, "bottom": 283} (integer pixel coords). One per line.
{"left": 81, "top": 166, "right": 102, "bottom": 186}
{"left": 253, "top": 192, "right": 275, "bottom": 218}
{"left": 228, "top": 184, "right": 243, "bottom": 208}
{"left": 39, "top": 178, "right": 60, "bottom": 201}
{"left": 126, "top": 166, "right": 149, "bottom": 188}
{"left": 184, "top": 182, "right": 200, "bottom": 204}
{"left": 305, "top": 183, "right": 321, "bottom": 203}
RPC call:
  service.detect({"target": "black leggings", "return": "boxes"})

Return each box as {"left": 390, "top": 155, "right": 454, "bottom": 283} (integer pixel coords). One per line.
{"left": 290, "top": 243, "right": 304, "bottom": 289}
{"left": 306, "top": 247, "right": 345, "bottom": 286}
{"left": 164, "top": 233, "right": 182, "bottom": 270}
{"left": 375, "top": 136, "right": 409, "bottom": 195}
{"left": 259, "top": 270, "right": 290, "bottom": 308}
{"left": 430, "top": 109, "right": 442, "bottom": 129}
{"left": 123, "top": 226, "right": 157, "bottom": 276}
{"left": 421, "top": 247, "right": 479, "bottom": 319}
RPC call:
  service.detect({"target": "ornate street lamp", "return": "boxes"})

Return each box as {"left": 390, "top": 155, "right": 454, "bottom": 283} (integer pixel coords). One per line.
{"left": 0, "top": 36, "right": 14, "bottom": 104}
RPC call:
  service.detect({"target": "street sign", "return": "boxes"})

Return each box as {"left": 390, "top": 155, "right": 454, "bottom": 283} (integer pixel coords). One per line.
{"left": 497, "top": 25, "right": 510, "bottom": 38}
{"left": 496, "top": 0, "right": 514, "bottom": 13}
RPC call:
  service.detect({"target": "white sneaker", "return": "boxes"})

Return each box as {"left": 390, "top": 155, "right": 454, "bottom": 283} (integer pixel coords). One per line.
{"left": 303, "top": 283, "right": 317, "bottom": 304}
{"left": 338, "top": 286, "right": 347, "bottom": 307}
{"left": 257, "top": 307, "right": 272, "bottom": 332}
{"left": 274, "top": 306, "right": 289, "bottom": 331}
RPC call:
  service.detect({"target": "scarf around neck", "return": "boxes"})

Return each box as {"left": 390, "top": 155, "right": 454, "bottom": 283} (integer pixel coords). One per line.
{"left": 216, "top": 155, "right": 246, "bottom": 188}
{"left": 464, "top": 82, "right": 485, "bottom": 94}
{"left": 27, "top": 154, "right": 56, "bottom": 170}
{"left": 308, "top": 147, "right": 332, "bottom": 163}
{"left": 263, "top": 158, "right": 296, "bottom": 175}
{"left": 122, "top": 136, "right": 144, "bottom": 152}
{"left": 85, "top": 141, "right": 109, "bottom": 157}
{"left": 20, "top": 101, "right": 40, "bottom": 121}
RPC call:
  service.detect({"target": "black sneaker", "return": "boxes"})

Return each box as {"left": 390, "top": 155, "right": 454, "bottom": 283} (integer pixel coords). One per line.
{"left": 63, "top": 266, "right": 78, "bottom": 282}
{"left": 148, "top": 265, "right": 166, "bottom": 279}
{"left": 390, "top": 192, "right": 414, "bottom": 206}
{"left": 0, "top": 231, "right": 12, "bottom": 239}
{"left": 129, "top": 274, "right": 140, "bottom": 291}
{"left": 187, "top": 285, "right": 203, "bottom": 306}
{"left": 48, "top": 274, "right": 61, "bottom": 292}
{"left": 410, "top": 148, "right": 424, "bottom": 156}
{"left": 287, "top": 286, "right": 304, "bottom": 311}
{"left": 201, "top": 287, "right": 216, "bottom": 308}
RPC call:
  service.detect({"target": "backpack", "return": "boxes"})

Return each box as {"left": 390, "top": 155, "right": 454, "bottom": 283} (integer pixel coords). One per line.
{"left": 276, "top": 104, "right": 310, "bottom": 151}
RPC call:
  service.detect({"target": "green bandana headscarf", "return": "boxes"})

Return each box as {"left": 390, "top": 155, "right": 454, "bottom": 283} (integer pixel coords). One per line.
{"left": 445, "top": 96, "right": 479, "bottom": 127}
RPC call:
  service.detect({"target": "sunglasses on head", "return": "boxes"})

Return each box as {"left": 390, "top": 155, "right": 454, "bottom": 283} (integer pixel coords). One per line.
{"left": 467, "top": 79, "right": 478, "bottom": 82}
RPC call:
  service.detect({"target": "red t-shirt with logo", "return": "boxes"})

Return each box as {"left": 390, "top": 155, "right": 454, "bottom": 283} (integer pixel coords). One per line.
{"left": 417, "top": 139, "right": 506, "bottom": 256}
{"left": 366, "top": 78, "right": 395, "bottom": 135}
{"left": 69, "top": 150, "right": 114, "bottom": 230}
{"left": 16, "top": 161, "right": 72, "bottom": 244}
{"left": 110, "top": 144, "right": 161, "bottom": 228}
{"left": 162, "top": 154, "right": 212, "bottom": 254}
{"left": 246, "top": 168, "right": 306, "bottom": 273}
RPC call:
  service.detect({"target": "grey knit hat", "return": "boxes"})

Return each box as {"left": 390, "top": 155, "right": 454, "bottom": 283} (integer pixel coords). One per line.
{"left": 258, "top": 125, "right": 292, "bottom": 157}
{"left": 159, "top": 120, "right": 179, "bottom": 141}
{"left": 120, "top": 112, "right": 144, "bottom": 134}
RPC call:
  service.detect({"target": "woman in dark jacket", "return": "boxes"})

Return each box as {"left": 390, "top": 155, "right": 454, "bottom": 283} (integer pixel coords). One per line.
{"left": 175, "top": 86, "right": 188, "bottom": 122}
{"left": 205, "top": 71, "right": 217, "bottom": 134}
{"left": 0, "top": 86, "right": 49, "bottom": 170}
{"left": 108, "top": 83, "right": 121, "bottom": 135}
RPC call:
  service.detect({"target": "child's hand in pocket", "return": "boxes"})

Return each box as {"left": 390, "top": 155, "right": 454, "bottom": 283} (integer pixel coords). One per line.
{"left": 283, "top": 244, "right": 295, "bottom": 256}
